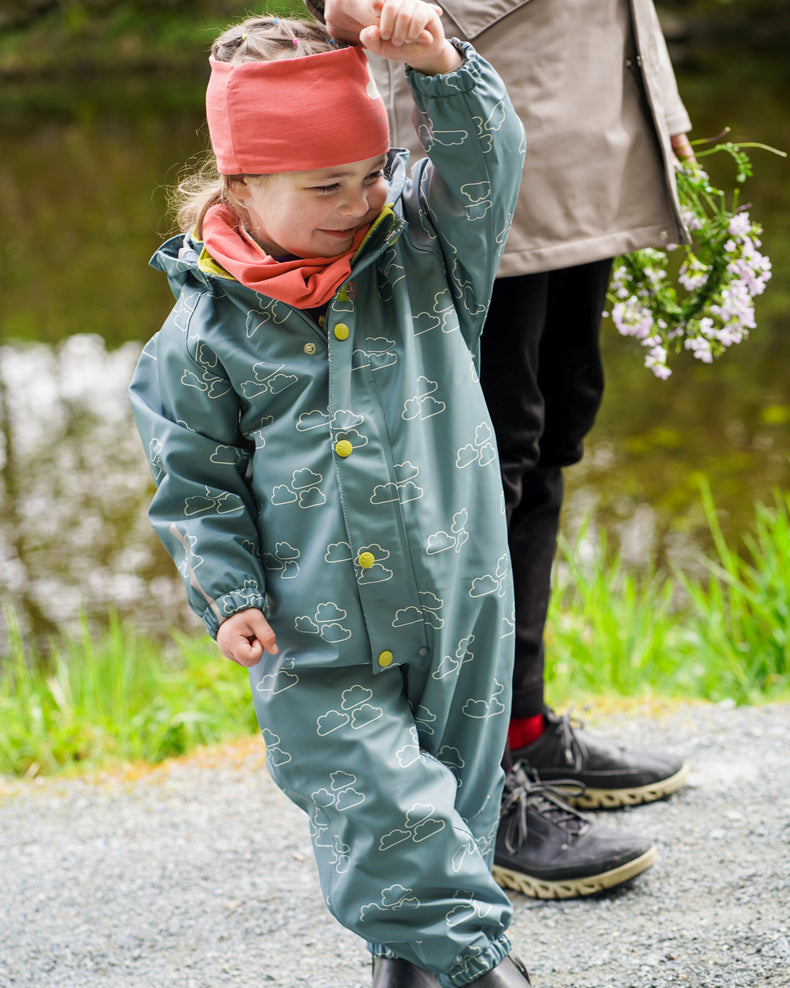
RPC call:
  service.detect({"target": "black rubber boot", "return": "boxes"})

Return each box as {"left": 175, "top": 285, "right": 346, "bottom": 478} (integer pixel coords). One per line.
{"left": 372, "top": 956, "right": 442, "bottom": 987}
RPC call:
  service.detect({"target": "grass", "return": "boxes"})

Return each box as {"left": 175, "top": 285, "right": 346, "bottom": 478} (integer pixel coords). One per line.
{"left": 546, "top": 480, "right": 790, "bottom": 704}
{"left": 0, "top": 612, "right": 257, "bottom": 779}
{"left": 1, "top": 484, "right": 788, "bottom": 780}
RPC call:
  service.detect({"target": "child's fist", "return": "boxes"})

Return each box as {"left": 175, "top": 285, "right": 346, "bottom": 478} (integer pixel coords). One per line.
{"left": 217, "top": 608, "right": 278, "bottom": 667}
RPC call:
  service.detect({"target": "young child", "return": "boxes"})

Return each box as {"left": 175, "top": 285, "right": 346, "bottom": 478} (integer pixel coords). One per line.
{"left": 130, "top": 2, "right": 529, "bottom": 985}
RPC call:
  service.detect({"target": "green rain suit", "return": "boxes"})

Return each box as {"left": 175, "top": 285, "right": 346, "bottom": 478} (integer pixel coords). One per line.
{"left": 130, "top": 45, "right": 525, "bottom": 987}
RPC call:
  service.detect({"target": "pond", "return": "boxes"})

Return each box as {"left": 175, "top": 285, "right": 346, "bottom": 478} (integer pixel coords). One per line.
{"left": 1, "top": 40, "right": 789, "bottom": 650}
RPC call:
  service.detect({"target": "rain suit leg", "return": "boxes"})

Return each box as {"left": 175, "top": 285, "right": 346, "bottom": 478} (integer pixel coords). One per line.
{"left": 249, "top": 608, "right": 514, "bottom": 987}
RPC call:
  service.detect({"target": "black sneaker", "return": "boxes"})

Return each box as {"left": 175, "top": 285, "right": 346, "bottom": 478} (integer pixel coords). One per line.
{"left": 492, "top": 765, "right": 656, "bottom": 899}
{"left": 512, "top": 707, "right": 689, "bottom": 809}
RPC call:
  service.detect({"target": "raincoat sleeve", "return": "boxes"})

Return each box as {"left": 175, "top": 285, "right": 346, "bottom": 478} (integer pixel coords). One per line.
{"left": 129, "top": 288, "right": 267, "bottom": 638}
{"left": 402, "top": 42, "right": 525, "bottom": 355}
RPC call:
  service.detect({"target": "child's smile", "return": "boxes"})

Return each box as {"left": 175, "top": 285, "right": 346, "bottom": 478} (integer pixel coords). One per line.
{"left": 237, "top": 154, "right": 389, "bottom": 259}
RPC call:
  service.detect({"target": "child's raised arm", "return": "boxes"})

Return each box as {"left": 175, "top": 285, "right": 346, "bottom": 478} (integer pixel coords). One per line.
{"left": 323, "top": 0, "right": 461, "bottom": 75}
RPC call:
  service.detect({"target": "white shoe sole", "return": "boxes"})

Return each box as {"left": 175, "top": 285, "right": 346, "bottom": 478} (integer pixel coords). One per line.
{"left": 492, "top": 844, "right": 657, "bottom": 899}
{"left": 555, "top": 763, "right": 690, "bottom": 810}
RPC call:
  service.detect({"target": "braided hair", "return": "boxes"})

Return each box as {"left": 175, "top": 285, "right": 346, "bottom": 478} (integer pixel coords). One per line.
{"left": 211, "top": 15, "right": 336, "bottom": 63}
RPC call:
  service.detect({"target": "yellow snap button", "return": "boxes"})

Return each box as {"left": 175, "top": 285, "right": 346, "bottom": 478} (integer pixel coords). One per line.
{"left": 334, "top": 323, "right": 350, "bottom": 341}
{"left": 335, "top": 440, "right": 353, "bottom": 458}
{"left": 358, "top": 551, "right": 375, "bottom": 569}
{"left": 378, "top": 650, "right": 394, "bottom": 667}
{"left": 304, "top": 342, "right": 317, "bottom": 355}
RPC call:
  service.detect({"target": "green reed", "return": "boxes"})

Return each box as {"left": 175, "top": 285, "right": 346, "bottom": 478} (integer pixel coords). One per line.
{"left": 546, "top": 480, "right": 790, "bottom": 704}
{"left": 1, "top": 484, "right": 788, "bottom": 779}
{"left": 0, "top": 611, "right": 256, "bottom": 778}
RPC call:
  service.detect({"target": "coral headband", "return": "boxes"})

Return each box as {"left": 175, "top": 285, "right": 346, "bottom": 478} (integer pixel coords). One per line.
{"left": 206, "top": 45, "right": 390, "bottom": 175}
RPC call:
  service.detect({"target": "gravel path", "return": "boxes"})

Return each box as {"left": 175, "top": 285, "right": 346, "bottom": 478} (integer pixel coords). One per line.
{"left": 1, "top": 700, "right": 789, "bottom": 988}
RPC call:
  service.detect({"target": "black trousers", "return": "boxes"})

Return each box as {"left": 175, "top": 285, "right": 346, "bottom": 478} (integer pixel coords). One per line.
{"left": 480, "top": 259, "right": 612, "bottom": 719}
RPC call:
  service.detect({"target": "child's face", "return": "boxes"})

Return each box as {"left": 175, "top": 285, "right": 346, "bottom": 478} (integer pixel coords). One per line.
{"left": 237, "top": 154, "right": 389, "bottom": 259}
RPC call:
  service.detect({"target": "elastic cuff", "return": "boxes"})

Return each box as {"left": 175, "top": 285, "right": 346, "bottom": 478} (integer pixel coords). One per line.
{"left": 203, "top": 587, "right": 267, "bottom": 638}
{"left": 406, "top": 40, "right": 477, "bottom": 93}
{"left": 367, "top": 934, "right": 512, "bottom": 987}
{"left": 368, "top": 944, "right": 399, "bottom": 960}
{"left": 446, "top": 934, "right": 512, "bottom": 988}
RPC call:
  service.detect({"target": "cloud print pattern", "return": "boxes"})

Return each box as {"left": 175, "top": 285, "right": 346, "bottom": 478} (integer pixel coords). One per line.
{"left": 130, "top": 43, "right": 524, "bottom": 988}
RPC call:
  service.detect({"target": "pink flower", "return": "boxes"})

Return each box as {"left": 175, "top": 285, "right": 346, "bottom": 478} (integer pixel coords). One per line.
{"left": 728, "top": 211, "right": 752, "bottom": 238}
{"left": 606, "top": 141, "right": 774, "bottom": 377}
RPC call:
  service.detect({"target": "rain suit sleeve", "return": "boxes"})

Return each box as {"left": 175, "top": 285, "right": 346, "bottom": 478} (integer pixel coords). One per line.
{"left": 129, "top": 289, "right": 267, "bottom": 638}
{"left": 401, "top": 42, "right": 525, "bottom": 355}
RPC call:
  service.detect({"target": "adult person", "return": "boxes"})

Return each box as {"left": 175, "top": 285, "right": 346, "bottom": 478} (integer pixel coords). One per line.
{"left": 308, "top": 0, "right": 693, "bottom": 903}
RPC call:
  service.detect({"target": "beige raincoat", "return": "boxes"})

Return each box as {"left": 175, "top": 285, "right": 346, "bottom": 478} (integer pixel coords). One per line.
{"left": 371, "top": 0, "right": 692, "bottom": 274}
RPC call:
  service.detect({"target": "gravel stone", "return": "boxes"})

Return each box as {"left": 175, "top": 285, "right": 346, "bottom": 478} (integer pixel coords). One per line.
{"left": 1, "top": 701, "right": 788, "bottom": 987}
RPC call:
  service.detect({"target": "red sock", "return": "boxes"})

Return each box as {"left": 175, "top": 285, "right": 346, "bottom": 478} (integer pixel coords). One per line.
{"left": 507, "top": 713, "right": 545, "bottom": 751}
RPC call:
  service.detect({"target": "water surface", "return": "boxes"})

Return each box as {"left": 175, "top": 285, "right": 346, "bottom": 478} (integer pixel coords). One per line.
{"left": 1, "top": 45, "right": 788, "bottom": 648}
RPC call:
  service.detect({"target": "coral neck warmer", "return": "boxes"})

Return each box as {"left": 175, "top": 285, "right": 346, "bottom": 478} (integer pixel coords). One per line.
{"left": 201, "top": 203, "right": 369, "bottom": 308}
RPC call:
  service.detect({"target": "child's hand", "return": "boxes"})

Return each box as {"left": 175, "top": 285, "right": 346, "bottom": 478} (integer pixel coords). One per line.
{"left": 359, "top": 0, "right": 462, "bottom": 75}
{"left": 217, "top": 608, "right": 278, "bottom": 667}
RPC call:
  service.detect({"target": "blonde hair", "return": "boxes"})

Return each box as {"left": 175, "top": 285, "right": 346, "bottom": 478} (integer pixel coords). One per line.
{"left": 172, "top": 15, "right": 337, "bottom": 237}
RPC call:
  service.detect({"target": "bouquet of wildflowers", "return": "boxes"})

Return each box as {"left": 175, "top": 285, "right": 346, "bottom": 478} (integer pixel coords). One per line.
{"left": 608, "top": 136, "right": 784, "bottom": 379}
